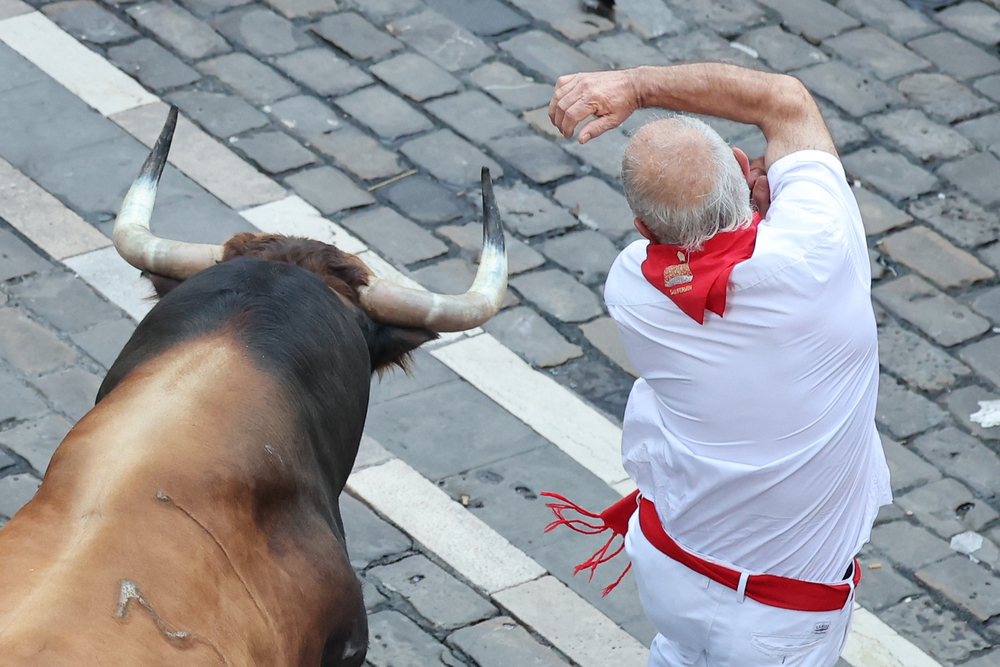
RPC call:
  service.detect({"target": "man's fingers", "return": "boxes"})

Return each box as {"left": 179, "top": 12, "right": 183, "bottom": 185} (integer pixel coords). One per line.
{"left": 579, "top": 114, "right": 622, "bottom": 144}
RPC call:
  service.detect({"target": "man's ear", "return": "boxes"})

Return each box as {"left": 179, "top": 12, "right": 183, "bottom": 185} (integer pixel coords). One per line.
{"left": 634, "top": 218, "right": 657, "bottom": 242}
{"left": 732, "top": 147, "right": 751, "bottom": 181}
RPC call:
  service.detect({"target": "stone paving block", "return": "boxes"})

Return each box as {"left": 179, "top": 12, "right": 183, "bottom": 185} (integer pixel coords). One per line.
{"left": 437, "top": 223, "right": 544, "bottom": 275}
{"left": 360, "top": 574, "right": 387, "bottom": 611}
{"left": 871, "top": 520, "right": 952, "bottom": 570}
{"left": 863, "top": 110, "right": 972, "bottom": 162}
{"left": 939, "top": 151, "right": 1000, "bottom": 206}
{"left": 309, "top": 125, "right": 404, "bottom": 181}
{"left": 468, "top": 62, "right": 554, "bottom": 113}
{"left": 758, "top": 0, "right": 858, "bottom": 42}
{"left": 42, "top": 0, "right": 137, "bottom": 44}
{"left": 341, "top": 493, "right": 411, "bottom": 568}
{"left": 510, "top": 269, "right": 602, "bottom": 323}
{"left": 881, "top": 596, "right": 988, "bottom": 664}
{"left": 482, "top": 306, "right": 583, "bottom": 368}
{"left": 284, "top": 165, "right": 373, "bottom": 214}
{"left": 876, "top": 373, "right": 947, "bottom": 439}
{"left": 0, "top": 227, "right": 51, "bottom": 282}
{"left": 340, "top": 207, "right": 446, "bottom": 265}
{"left": 386, "top": 10, "right": 493, "bottom": 72}
{"left": 489, "top": 135, "right": 578, "bottom": 185}
{"left": 616, "top": 0, "right": 686, "bottom": 39}
{"left": 842, "top": 147, "right": 937, "bottom": 201}
{"left": 580, "top": 33, "right": 670, "bottom": 70}
{"left": 0, "top": 413, "right": 73, "bottom": 474}
{"left": 107, "top": 38, "right": 201, "bottom": 92}
{"left": 448, "top": 616, "right": 568, "bottom": 667}
{"left": 980, "top": 242, "right": 1000, "bottom": 273}
{"left": 213, "top": 6, "right": 313, "bottom": 57}
{"left": 369, "top": 554, "right": 497, "bottom": 629}
{"left": 267, "top": 95, "right": 341, "bottom": 138}
{"left": 342, "top": 0, "right": 423, "bottom": 21}
{"left": 856, "top": 555, "right": 922, "bottom": 612}
{"left": 370, "top": 349, "right": 459, "bottom": 405}
{"left": 970, "top": 284, "right": 1000, "bottom": 326}
{"left": 880, "top": 226, "right": 993, "bottom": 288}
{"left": 853, "top": 186, "right": 911, "bottom": 235}
{"left": 580, "top": 316, "right": 637, "bottom": 377}
{"left": 0, "top": 0, "right": 31, "bottom": 19}
{"left": 311, "top": 11, "right": 402, "bottom": 61}
{"left": 9, "top": 273, "right": 121, "bottom": 334}
{"left": 870, "top": 248, "right": 886, "bottom": 281}
{"left": 917, "top": 555, "right": 1000, "bottom": 621}
{"left": 32, "top": 367, "right": 103, "bottom": 422}
{"left": 367, "top": 379, "right": 546, "bottom": 479}
{"left": 836, "top": 0, "right": 937, "bottom": 42}
{"left": 0, "top": 449, "right": 12, "bottom": 471}
{"left": 910, "top": 193, "right": 1000, "bottom": 248}
{"left": 553, "top": 176, "right": 634, "bottom": 240}
{"left": 945, "top": 384, "right": 1000, "bottom": 440}
{"left": 878, "top": 323, "right": 969, "bottom": 391}
{"left": 367, "top": 610, "right": 453, "bottom": 667}
{"left": 668, "top": 0, "right": 765, "bottom": 36}
{"left": 426, "top": 91, "right": 526, "bottom": 144}
{"left": 231, "top": 131, "right": 316, "bottom": 174}
{"left": 409, "top": 258, "right": 519, "bottom": 309}
{"left": 401, "top": 130, "right": 503, "bottom": 186}
{"left": 166, "top": 90, "right": 269, "bottom": 139}
{"left": 912, "top": 427, "right": 1000, "bottom": 498}
{"left": 736, "top": 25, "right": 827, "bottom": 72}
{"left": 936, "top": 1, "right": 1000, "bottom": 46}
{"left": 369, "top": 53, "right": 461, "bottom": 103}
{"left": 197, "top": 53, "right": 297, "bottom": 106}
{"left": 957, "top": 113, "right": 1000, "bottom": 152}
{"left": 127, "top": 1, "right": 230, "bottom": 60}
{"left": 505, "top": 0, "right": 613, "bottom": 40}
{"left": 273, "top": 48, "right": 371, "bottom": 97}
{"left": 657, "top": 29, "right": 762, "bottom": 69}
{"left": 0, "top": 307, "right": 76, "bottom": 375}
{"left": 494, "top": 182, "right": 577, "bottom": 237}
{"left": 70, "top": 318, "right": 135, "bottom": 369}
{"left": 0, "top": 473, "right": 40, "bottom": 519}
{"left": 897, "top": 478, "right": 998, "bottom": 538}
{"left": 0, "top": 372, "right": 48, "bottom": 424}
{"left": 383, "top": 175, "right": 464, "bottom": 224}
{"left": 908, "top": 31, "right": 1000, "bottom": 81}
{"left": 961, "top": 335, "right": 1000, "bottom": 391}
{"left": 965, "top": 649, "right": 1000, "bottom": 667}
{"left": 522, "top": 107, "right": 565, "bottom": 140}
{"left": 425, "top": 0, "right": 529, "bottom": 35}
{"left": 873, "top": 274, "right": 990, "bottom": 346}
{"left": 541, "top": 230, "right": 618, "bottom": 285}
{"left": 897, "top": 73, "right": 994, "bottom": 124}
{"left": 334, "top": 85, "right": 432, "bottom": 140}
{"left": 975, "top": 74, "right": 1000, "bottom": 105}
{"left": 265, "top": 0, "right": 337, "bottom": 18}
{"left": 881, "top": 434, "right": 942, "bottom": 494}
{"left": 561, "top": 127, "right": 628, "bottom": 181}
{"left": 500, "top": 30, "right": 601, "bottom": 83}
{"left": 793, "top": 62, "right": 904, "bottom": 117}
{"left": 825, "top": 28, "right": 930, "bottom": 81}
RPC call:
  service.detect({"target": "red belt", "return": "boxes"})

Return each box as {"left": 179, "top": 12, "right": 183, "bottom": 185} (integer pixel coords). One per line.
{"left": 542, "top": 490, "right": 860, "bottom": 612}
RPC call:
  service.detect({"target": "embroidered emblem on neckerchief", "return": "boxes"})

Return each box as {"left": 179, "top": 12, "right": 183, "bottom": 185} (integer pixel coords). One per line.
{"left": 641, "top": 212, "right": 761, "bottom": 324}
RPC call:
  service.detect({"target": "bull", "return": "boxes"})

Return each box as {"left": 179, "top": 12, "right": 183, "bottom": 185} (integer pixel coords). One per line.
{"left": 0, "top": 106, "right": 507, "bottom": 666}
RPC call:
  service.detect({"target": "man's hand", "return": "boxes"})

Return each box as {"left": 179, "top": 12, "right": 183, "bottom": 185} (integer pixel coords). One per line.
{"left": 748, "top": 156, "right": 770, "bottom": 217}
{"left": 549, "top": 70, "right": 642, "bottom": 143}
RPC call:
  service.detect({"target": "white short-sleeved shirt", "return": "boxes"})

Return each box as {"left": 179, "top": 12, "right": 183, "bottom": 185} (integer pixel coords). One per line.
{"left": 605, "top": 150, "right": 892, "bottom": 584}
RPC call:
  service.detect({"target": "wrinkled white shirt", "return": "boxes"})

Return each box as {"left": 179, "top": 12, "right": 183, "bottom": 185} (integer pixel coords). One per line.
{"left": 606, "top": 150, "right": 891, "bottom": 583}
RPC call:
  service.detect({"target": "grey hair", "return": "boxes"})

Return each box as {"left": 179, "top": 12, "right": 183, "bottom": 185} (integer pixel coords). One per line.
{"left": 621, "top": 115, "right": 752, "bottom": 250}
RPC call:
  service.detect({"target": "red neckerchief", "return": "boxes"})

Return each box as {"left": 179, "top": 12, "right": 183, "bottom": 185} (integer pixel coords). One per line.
{"left": 640, "top": 213, "right": 761, "bottom": 324}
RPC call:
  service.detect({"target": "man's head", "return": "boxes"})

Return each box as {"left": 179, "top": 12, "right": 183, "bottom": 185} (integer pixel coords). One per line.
{"left": 621, "top": 116, "right": 752, "bottom": 249}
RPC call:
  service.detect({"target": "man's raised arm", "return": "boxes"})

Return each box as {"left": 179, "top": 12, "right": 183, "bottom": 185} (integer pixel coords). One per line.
{"left": 548, "top": 63, "right": 836, "bottom": 169}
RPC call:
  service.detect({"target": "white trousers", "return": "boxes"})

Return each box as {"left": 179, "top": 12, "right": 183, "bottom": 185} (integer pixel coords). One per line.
{"left": 624, "top": 512, "right": 854, "bottom": 667}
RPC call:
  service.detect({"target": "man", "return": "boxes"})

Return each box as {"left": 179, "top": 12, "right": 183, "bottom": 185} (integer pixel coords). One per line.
{"left": 547, "top": 64, "right": 891, "bottom": 667}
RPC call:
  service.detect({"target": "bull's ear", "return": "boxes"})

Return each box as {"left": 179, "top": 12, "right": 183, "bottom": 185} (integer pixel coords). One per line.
{"left": 366, "top": 324, "right": 438, "bottom": 374}
{"left": 141, "top": 271, "right": 182, "bottom": 297}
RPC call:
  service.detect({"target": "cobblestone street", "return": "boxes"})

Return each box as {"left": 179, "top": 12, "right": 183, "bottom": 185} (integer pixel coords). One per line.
{"left": 4, "top": 0, "right": 1000, "bottom": 664}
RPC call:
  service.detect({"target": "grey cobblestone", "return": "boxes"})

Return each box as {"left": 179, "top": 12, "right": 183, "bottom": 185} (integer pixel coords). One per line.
{"left": 32, "top": 367, "right": 103, "bottom": 422}
{"left": 971, "top": 284, "right": 1000, "bottom": 325}
{"left": 488, "top": 135, "right": 577, "bottom": 185}
{"left": 616, "top": 0, "right": 686, "bottom": 40}
{"left": 0, "top": 373, "right": 47, "bottom": 424}
{"left": 965, "top": 649, "right": 1000, "bottom": 667}
{"left": 836, "top": 0, "right": 937, "bottom": 42}
{"left": 510, "top": 269, "right": 602, "bottom": 323}
{"left": 401, "top": 130, "right": 502, "bottom": 186}
{"left": 384, "top": 175, "right": 465, "bottom": 224}
{"left": 70, "top": 318, "right": 136, "bottom": 370}
{"left": 468, "top": 62, "right": 554, "bottom": 112}
{"left": 669, "top": 0, "right": 765, "bottom": 36}
{"left": 0, "top": 307, "right": 76, "bottom": 375}
{"left": 863, "top": 110, "right": 972, "bottom": 162}
{"left": 197, "top": 53, "right": 297, "bottom": 106}
{"left": 736, "top": 25, "right": 827, "bottom": 72}
{"left": 878, "top": 323, "right": 970, "bottom": 391}
{"left": 880, "top": 596, "right": 989, "bottom": 663}
{"left": 367, "top": 610, "right": 454, "bottom": 667}
{"left": 541, "top": 230, "right": 619, "bottom": 285}
{"left": 940, "top": 151, "right": 1000, "bottom": 206}
{"left": 842, "top": 147, "right": 937, "bottom": 201}
{"left": 961, "top": 335, "right": 1000, "bottom": 391}
{"left": 910, "top": 193, "right": 1000, "bottom": 248}
{"left": 580, "top": 316, "right": 638, "bottom": 376}
{"left": 854, "top": 186, "right": 911, "bottom": 235}
{"left": 935, "top": 1, "right": 1000, "bottom": 46}
{"left": 43, "top": 0, "right": 138, "bottom": 44}
{"left": 0, "top": 413, "right": 73, "bottom": 474}
{"left": 424, "top": 0, "right": 529, "bottom": 36}
{"left": 267, "top": 95, "right": 341, "bottom": 137}
{"left": 482, "top": 306, "right": 583, "bottom": 368}
{"left": 283, "top": 165, "right": 374, "bottom": 214}
{"left": 9, "top": 272, "right": 121, "bottom": 334}
{"left": 562, "top": 127, "right": 628, "bottom": 180}
{"left": 870, "top": 520, "right": 952, "bottom": 570}
{"left": 311, "top": 12, "right": 402, "bottom": 61}
{"left": 897, "top": 478, "right": 998, "bottom": 538}
{"left": 656, "top": 29, "right": 762, "bottom": 68}
{"left": 0, "top": 473, "right": 40, "bottom": 520}
{"left": 386, "top": 10, "right": 493, "bottom": 72}
{"left": 876, "top": 373, "right": 948, "bottom": 439}
{"left": 494, "top": 182, "right": 577, "bottom": 237}
{"left": 335, "top": 85, "right": 433, "bottom": 140}
{"left": 340, "top": 207, "right": 447, "bottom": 265}
{"left": 426, "top": 91, "right": 526, "bottom": 144}
{"left": 437, "top": 223, "right": 544, "bottom": 275}
{"left": 945, "top": 384, "right": 1000, "bottom": 441}
{"left": 908, "top": 31, "right": 1000, "bottom": 81}
{"left": 341, "top": 493, "right": 411, "bottom": 569}
{"left": 897, "top": 73, "right": 995, "bottom": 124}
{"left": 957, "top": 113, "right": 1000, "bottom": 152}
{"left": 760, "top": 0, "right": 858, "bottom": 42}
{"left": 917, "top": 556, "right": 1000, "bottom": 622}
{"left": 553, "top": 176, "right": 635, "bottom": 240}
{"left": 794, "top": 62, "right": 904, "bottom": 117}
{"left": 127, "top": 0, "right": 231, "bottom": 60}
{"left": 369, "top": 53, "right": 461, "bottom": 103}
{"left": 580, "top": 33, "right": 670, "bottom": 70}
{"left": 0, "top": 228, "right": 50, "bottom": 282}
{"left": 273, "top": 48, "right": 372, "bottom": 97}
{"left": 309, "top": 125, "right": 405, "bottom": 180}
{"left": 826, "top": 28, "right": 929, "bottom": 82}
{"left": 166, "top": 90, "right": 269, "bottom": 139}
{"left": 975, "top": 74, "right": 1000, "bottom": 104}
{"left": 500, "top": 30, "right": 601, "bottom": 83}
{"left": 855, "top": 555, "right": 922, "bottom": 612}
{"left": 881, "top": 434, "right": 942, "bottom": 494}
{"left": 231, "top": 131, "right": 317, "bottom": 174}
{"left": 342, "top": 0, "right": 423, "bottom": 21}
{"left": 504, "top": 0, "right": 612, "bottom": 41}
{"left": 107, "top": 38, "right": 201, "bottom": 91}
{"left": 873, "top": 274, "right": 990, "bottom": 346}
{"left": 213, "top": 6, "right": 313, "bottom": 57}
{"left": 264, "top": 0, "right": 337, "bottom": 18}
{"left": 880, "top": 226, "right": 994, "bottom": 289}
{"left": 911, "top": 427, "right": 1000, "bottom": 498}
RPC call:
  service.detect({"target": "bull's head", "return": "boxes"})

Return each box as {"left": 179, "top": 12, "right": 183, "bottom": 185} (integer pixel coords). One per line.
{"left": 113, "top": 106, "right": 507, "bottom": 334}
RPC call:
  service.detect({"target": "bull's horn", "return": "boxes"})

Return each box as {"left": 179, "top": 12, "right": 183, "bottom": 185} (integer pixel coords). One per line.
{"left": 113, "top": 105, "right": 223, "bottom": 279}
{"left": 358, "top": 167, "right": 507, "bottom": 332}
